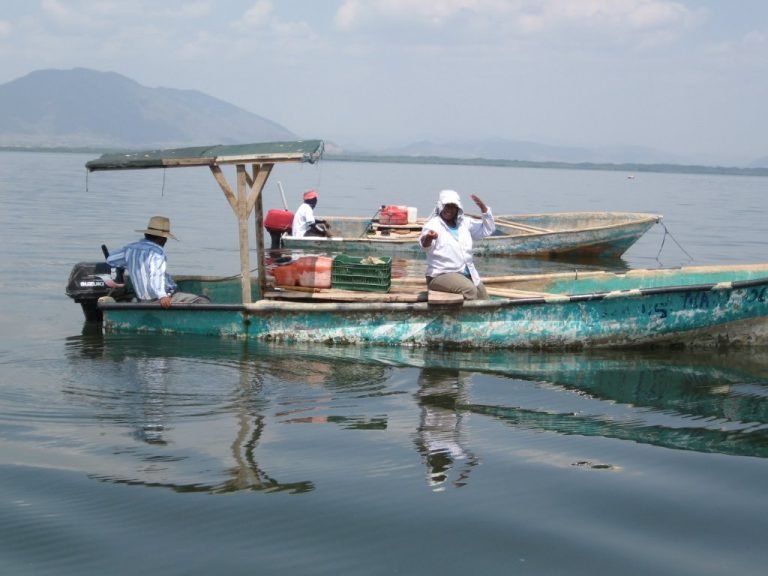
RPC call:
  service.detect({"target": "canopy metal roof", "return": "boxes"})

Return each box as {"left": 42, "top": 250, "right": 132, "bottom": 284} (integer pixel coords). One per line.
{"left": 86, "top": 140, "right": 324, "bottom": 171}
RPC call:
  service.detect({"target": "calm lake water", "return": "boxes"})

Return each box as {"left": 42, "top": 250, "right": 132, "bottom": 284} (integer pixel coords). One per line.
{"left": 2, "top": 150, "right": 768, "bottom": 575}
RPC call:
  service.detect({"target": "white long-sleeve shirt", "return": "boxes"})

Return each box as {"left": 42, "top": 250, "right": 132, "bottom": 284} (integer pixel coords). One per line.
{"left": 291, "top": 203, "right": 316, "bottom": 238}
{"left": 419, "top": 210, "right": 495, "bottom": 285}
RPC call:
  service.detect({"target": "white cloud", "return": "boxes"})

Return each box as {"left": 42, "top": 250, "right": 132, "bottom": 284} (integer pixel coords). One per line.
{"left": 39, "top": 0, "right": 135, "bottom": 31}
{"left": 705, "top": 30, "right": 768, "bottom": 71}
{"left": 336, "top": 0, "right": 494, "bottom": 29}
{"left": 335, "top": 0, "right": 700, "bottom": 38}
{"left": 176, "top": 31, "right": 217, "bottom": 60}
{"left": 240, "top": 0, "right": 273, "bottom": 28}
{"left": 40, "top": 0, "right": 79, "bottom": 24}
{"left": 270, "top": 19, "right": 316, "bottom": 40}
{"left": 229, "top": 1, "right": 318, "bottom": 49}
{"left": 39, "top": 0, "right": 210, "bottom": 31}
{"left": 155, "top": 2, "right": 211, "bottom": 19}
{"left": 550, "top": 0, "right": 686, "bottom": 25}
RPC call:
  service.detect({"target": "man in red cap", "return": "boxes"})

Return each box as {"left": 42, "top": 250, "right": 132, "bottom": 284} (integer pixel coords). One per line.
{"left": 291, "top": 189, "right": 330, "bottom": 237}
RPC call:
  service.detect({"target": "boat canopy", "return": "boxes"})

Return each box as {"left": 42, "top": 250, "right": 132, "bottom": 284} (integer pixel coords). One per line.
{"left": 85, "top": 139, "right": 324, "bottom": 304}
{"left": 86, "top": 140, "right": 324, "bottom": 171}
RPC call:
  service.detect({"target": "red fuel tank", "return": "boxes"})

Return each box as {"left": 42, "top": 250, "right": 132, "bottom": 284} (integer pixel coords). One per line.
{"left": 379, "top": 205, "right": 408, "bottom": 225}
{"left": 264, "top": 209, "right": 294, "bottom": 232}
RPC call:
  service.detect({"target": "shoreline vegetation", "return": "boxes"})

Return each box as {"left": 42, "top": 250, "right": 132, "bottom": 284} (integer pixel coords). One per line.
{"left": 2, "top": 145, "right": 767, "bottom": 178}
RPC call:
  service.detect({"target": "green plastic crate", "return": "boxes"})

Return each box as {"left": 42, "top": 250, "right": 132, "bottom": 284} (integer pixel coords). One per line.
{"left": 332, "top": 254, "right": 392, "bottom": 292}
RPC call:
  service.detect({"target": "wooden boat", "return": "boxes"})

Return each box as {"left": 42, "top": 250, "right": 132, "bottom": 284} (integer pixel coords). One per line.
{"left": 277, "top": 211, "right": 662, "bottom": 258}
{"left": 70, "top": 140, "right": 768, "bottom": 350}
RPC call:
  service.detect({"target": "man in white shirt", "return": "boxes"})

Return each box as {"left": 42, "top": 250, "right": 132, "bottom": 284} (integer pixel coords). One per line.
{"left": 291, "top": 190, "right": 330, "bottom": 237}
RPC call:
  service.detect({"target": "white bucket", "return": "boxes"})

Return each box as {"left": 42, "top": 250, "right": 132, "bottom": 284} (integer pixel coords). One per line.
{"left": 407, "top": 206, "right": 418, "bottom": 223}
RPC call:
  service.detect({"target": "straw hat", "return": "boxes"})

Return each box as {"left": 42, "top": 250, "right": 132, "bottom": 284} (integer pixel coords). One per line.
{"left": 136, "top": 215, "right": 178, "bottom": 240}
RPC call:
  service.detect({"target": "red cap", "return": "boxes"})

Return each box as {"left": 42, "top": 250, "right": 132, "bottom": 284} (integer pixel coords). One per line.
{"left": 303, "top": 190, "right": 318, "bottom": 201}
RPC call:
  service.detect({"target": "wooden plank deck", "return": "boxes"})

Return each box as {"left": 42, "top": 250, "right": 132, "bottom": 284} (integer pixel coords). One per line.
{"left": 265, "top": 284, "right": 561, "bottom": 303}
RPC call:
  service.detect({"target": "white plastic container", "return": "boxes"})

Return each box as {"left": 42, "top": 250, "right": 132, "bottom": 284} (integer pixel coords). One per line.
{"left": 407, "top": 206, "right": 418, "bottom": 224}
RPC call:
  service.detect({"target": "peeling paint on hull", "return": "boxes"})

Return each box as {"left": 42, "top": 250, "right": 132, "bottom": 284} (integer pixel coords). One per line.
{"left": 102, "top": 280, "right": 768, "bottom": 350}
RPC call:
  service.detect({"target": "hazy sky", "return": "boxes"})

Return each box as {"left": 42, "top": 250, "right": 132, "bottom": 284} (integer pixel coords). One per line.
{"left": 1, "top": 0, "right": 766, "bottom": 163}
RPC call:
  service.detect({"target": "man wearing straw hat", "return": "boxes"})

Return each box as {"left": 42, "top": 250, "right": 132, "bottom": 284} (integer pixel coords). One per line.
{"left": 291, "top": 189, "right": 330, "bottom": 238}
{"left": 106, "top": 216, "right": 210, "bottom": 308}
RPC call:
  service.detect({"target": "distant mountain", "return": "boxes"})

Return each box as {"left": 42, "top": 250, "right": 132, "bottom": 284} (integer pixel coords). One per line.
{"left": 0, "top": 68, "right": 296, "bottom": 148}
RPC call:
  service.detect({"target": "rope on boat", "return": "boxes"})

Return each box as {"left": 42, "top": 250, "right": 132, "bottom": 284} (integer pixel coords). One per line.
{"left": 655, "top": 221, "right": 694, "bottom": 264}
{"left": 361, "top": 206, "right": 382, "bottom": 237}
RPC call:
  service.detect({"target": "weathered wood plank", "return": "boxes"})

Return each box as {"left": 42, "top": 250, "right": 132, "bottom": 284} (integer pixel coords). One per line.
{"left": 266, "top": 285, "right": 428, "bottom": 303}
{"left": 486, "top": 287, "right": 563, "bottom": 299}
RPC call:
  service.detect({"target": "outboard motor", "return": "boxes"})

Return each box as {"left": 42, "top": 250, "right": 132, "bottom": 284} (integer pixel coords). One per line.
{"left": 65, "top": 246, "right": 130, "bottom": 322}
{"left": 264, "top": 209, "right": 294, "bottom": 249}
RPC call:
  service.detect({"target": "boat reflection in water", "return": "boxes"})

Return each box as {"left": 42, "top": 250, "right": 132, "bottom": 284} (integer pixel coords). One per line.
{"left": 65, "top": 327, "right": 768, "bottom": 494}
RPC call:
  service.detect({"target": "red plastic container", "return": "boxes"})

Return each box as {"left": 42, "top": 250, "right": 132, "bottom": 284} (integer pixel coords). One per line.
{"left": 379, "top": 205, "right": 408, "bottom": 225}
{"left": 264, "top": 209, "right": 294, "bottom": 233}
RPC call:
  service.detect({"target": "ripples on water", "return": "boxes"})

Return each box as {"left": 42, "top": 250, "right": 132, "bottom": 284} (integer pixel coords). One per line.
{"left": 26, "top": 331, "right": 768, "bottom": 492}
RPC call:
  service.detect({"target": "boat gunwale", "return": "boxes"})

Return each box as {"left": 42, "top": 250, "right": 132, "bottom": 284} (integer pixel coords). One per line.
{"left": 97, "top": 273, "right": 768, "bottom": 313}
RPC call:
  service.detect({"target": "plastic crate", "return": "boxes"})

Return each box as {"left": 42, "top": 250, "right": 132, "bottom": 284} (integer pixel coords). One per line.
{"left": 332, "top": 254, "right": 392, "bottom": 292}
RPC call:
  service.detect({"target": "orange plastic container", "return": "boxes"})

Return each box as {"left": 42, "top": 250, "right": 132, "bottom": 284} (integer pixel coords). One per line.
{"left": 272, "top": 263, "right": 298, "bottom": 286}
{"left": 295, "top": 256, "right": 332, "bottom": 288}
{"left": 272, "top": 257, "right": 332, "bottom": 288}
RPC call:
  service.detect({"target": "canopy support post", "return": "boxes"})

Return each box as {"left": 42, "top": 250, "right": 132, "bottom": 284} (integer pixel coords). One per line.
{"left": 236, "top": 165, "right": 252, "bottom": 303}
{"left": 211, "top": 162, "right": 272, "bottom": 304}
{"left": 250, "top": 163, "right": 270, "bottom": 300}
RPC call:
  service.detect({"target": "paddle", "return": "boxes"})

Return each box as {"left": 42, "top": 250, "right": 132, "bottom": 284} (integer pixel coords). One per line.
{"left": 465, "top": 213, "right": 553, "bottom": 234}
{"left": 494, "top": 218, "right": 553, "bottom": 234}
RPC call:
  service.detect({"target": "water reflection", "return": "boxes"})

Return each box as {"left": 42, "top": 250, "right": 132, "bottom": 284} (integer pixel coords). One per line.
{"left": 63, "top": 330, "right": 768, "bottom": 494}
{"left": 65, "top": 329, "right": 317, "bottom": 493}
{"left": 414, "top": 368, "right": 478, "bottom": 490}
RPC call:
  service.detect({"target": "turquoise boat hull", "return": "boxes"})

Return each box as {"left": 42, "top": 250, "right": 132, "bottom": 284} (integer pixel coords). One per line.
{"left": 99, "top": 265, "right": 768, "bottom": 349}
